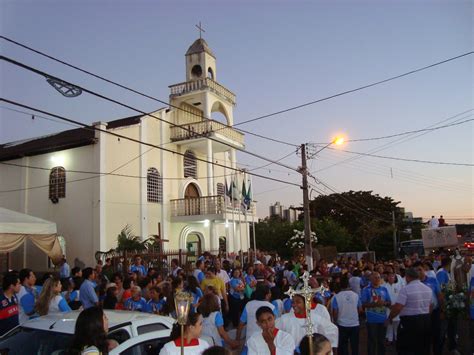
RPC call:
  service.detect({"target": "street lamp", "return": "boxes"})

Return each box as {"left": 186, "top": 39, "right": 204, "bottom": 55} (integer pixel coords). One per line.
{"left": 175, "top": 291, "right": 194, "bottom": 355}
{"left": 300, "top": 136, "right": 346, "bottom": 271}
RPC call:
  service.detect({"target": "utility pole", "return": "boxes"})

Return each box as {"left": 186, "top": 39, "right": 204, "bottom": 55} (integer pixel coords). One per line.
{"left": 392, "top": 210, "right": 397, "bottom": 258}
{"left": 300, "top": 143, "right": 313, "bottom": 271}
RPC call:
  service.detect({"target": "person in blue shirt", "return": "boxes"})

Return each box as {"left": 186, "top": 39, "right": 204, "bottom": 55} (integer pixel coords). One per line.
{"left": 185, "top": 275, "right": 203, "bottom": 312}
{"left": 361, "top": 272, "right": 391, "bottom": 355}
{"left": 59, "top": 257, "right": 71, "bottom": 279}
{"left": 228, "top": 268, "right": 245, "bottom": 327}
{"left": 0, "top": 273, "right": 21, "bottom": 336}
{"left": 147, "top": 286, "right": 166, "bottom": 314}
{"left": 414, "top": 261, "right": 443, "bottom": 355}
{"left": 79, "top": 267, "right": 99, "bottom": 309}
{"left": 18, "top": 268, "right": 39, "bottom": 324}
{"left": 124, "top": 286, "right": 148, "bottom": 312}
{"left": 129, "top": 255, "right": 147, "bottom": 277}
{"left": 35, "top": 276, "right": 71, "bottom": 315}
{"left": 436, "top": 258, "right": 451, "bottom": 287}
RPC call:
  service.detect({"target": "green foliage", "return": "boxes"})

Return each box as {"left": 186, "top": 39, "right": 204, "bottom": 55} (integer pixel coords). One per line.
{"left": 254, "top": 215, "right": 351, "bottom": 257}
{"left": 309, "top": 190, "right": 404, "bottom": 258}
{"left": 116, "top": 225, "right": 150, "bottom": 252}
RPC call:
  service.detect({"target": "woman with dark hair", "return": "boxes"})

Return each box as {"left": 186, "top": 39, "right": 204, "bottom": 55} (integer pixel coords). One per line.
{"left": 198, "top": 294, "right": 239, "bottom": 349}
{"left": 70, "top": 306, "right": 109, "bottom": 354}
{"left": 185, "top": 275, "right": 203, "bottom": 312}
{"left": 159, "top": 312, "right": 210, "bottom": 354}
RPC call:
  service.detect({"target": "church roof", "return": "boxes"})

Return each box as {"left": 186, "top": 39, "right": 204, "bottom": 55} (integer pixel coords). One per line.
{"left": 0, "top": 114, "right": 145, "bottom": 161}
{"left": 185, "top": 38, "right": 215, "bottom": 58}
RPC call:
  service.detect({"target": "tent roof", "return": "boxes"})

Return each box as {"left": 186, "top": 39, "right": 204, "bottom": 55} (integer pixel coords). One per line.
{"left": 0, "top": 207, "right": 57, "bottom": 235}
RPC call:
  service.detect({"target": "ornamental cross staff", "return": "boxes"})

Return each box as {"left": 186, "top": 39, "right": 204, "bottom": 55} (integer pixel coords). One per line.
{"left": 284, "top": 271, "right": 325, "bottom": 355}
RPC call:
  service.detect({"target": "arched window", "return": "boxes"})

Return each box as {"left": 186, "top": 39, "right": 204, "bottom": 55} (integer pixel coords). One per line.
{"left": 49, "top": 166, "right": 66, "bottom": 202}
{"left": 147, "top": 167, "right": 163, "bottom": 203}
{"left": 184, "top": 150, "right": 197, "bottom": 179}
{"left": 216, "top": 183, "right": 225, "bottom": 196}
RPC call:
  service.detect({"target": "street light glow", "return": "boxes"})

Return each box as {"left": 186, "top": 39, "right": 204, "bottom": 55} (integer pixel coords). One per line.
{"left": 334, "top": 136, "right": 345, "bottom": 146}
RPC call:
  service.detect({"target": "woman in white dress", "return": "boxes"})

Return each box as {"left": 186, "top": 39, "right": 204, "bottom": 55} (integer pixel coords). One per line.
{"left": 159, "top": 312, "right": 210, "bottom": 355}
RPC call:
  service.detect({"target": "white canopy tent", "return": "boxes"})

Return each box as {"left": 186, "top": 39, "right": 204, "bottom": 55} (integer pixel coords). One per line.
{"left": 0, "top": 207, "right": 63, "bottom": 265}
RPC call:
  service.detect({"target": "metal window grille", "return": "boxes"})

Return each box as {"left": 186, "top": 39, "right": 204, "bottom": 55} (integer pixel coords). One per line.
{"left": 184, "top": 150, "right": 197, "bottom": 179}
{"left": 216, "top": 183, "right": 225, "bottom": 196}
{"left": 49, "top": 166, "right": 66, "bottom": 200}
{"left": 147, "top": 167, "right": 163, "bottom": 203}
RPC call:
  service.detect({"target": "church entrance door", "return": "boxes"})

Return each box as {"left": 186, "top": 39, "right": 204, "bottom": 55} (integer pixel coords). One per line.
{"left": 186, "top": 233, "right": 202, "bottom": 257}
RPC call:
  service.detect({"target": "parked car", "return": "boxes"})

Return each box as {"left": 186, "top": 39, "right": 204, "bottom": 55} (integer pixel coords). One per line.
{"left": 0, "top": 310, "right": 175, "bottom": 355}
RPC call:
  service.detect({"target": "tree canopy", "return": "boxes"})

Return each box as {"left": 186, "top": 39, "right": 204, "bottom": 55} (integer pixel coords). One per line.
{"left": 255, "top": 190, "right": 408, "bottom": 259}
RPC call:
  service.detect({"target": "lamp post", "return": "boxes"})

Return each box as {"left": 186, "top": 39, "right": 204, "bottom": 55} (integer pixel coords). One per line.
{"left": 300, "top": 136, "right": 345, "bottom": 271}
{"left": 175, "top": 291, "right": 193, "bottom": 355}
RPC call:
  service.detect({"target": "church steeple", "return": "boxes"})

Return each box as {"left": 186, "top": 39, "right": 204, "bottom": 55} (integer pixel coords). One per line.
{"left": 185, "top": 38, "right": 217, "bottom": 82}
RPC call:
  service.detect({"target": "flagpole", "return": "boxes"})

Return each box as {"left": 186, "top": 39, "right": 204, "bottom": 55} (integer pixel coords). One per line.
{"left": 231, "top": 174, "right": 236, "bottom": 257}
{"left": 238, "top": 173, "right": 243, "bottom": 261}
{"left": 244, "top": 172, "right": 250, "bottom": 260}
{"left": 250, "top": 173, "right": 257, "bottom": 253}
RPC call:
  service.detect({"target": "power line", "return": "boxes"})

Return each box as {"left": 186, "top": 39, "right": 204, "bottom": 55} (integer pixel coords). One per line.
{"left": 314, "top": 153, "right": 473, "bottom": 194}
{"left": 329, "top": 147, "right": 473, "bottom": 167}
{"left": 233, "top": 51, "right": 474, "bottom": 126}
{"left": 310, "top": 113, "right": 474, "bottom": 144}
{"left": 315, "top": 110, "right": 473, "bottom": 173}
{"left": 0, "top": 98, "right": 302, "bottom": 190}
{"left": 0, "top": 35, "right": 298, "bottom": 148}
{"left": 1, "top": 56, "right": 300, "bottom": 173}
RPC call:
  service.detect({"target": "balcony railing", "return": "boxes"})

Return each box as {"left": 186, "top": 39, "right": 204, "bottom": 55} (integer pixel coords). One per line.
{"left": 169, "top": 78, "right": 236, "bottom": 105}
{"left": 170, "top": 120, "right": 244, "bottom": 146}
{"left": 170, "top": 195, "right": 255, "bottom": 217}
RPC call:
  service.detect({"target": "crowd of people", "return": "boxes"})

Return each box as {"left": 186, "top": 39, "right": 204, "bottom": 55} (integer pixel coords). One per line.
{"left": 1, "top": 250, "right": 473, "bottom": 354}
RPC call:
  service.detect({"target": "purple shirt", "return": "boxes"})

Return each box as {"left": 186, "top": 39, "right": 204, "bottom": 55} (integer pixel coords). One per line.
{"left": 397, "top": 280, "right": 432, "bottom": 316}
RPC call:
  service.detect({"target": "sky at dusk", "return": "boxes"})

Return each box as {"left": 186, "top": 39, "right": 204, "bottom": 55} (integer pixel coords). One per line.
{"left": 1, "top": 0, "right": 473, "bottom": 222}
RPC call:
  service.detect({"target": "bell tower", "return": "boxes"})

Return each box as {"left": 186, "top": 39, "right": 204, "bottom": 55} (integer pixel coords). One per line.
{"left": 185, "top": 38, "right": 217, "bottom": 82}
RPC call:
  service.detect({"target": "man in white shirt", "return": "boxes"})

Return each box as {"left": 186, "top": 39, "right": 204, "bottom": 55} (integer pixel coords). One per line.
{"left": 236, "top": 285, "right": 277, "bottom": 345}
{"left": 428, "top": 216, "right": 439, "bottom": 229}
{"left": 247, "top": 306, "right": 295, "bottom": 355}
{"left": 215, "top": 259, "right": 230, "bottom": 286}
{"left": 331, "top": 275, "right": 362, "bottom": 355}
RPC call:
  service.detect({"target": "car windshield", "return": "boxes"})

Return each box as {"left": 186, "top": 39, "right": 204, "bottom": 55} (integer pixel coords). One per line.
{"left": 0, "top": 327, "right": 72, "bottom": 355}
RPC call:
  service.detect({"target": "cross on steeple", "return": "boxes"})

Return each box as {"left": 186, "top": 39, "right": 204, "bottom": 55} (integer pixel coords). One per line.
{"left": 195, "top": 22, "right": 205, "bottom": 39}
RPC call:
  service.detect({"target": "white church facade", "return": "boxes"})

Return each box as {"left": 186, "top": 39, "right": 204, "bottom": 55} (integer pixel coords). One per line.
{"left": 0, "top": 38, "right": 255, "bottom": 270}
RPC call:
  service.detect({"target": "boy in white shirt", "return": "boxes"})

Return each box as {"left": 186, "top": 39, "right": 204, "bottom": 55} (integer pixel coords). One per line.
{"left": 247, "top": 306, "right": 295, "bottom": 355}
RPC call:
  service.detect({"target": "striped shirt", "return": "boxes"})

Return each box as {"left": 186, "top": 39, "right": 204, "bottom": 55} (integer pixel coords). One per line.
{"left": 397, "top": 280, "right": 432, "bottom": 316}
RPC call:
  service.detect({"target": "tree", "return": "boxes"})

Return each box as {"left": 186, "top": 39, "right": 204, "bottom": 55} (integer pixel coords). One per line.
{"left": 116, "top": 225, "right": 152, "bottom": 252}
{"left": 309, "top": 190, "right": 404, "bottom": 258}
{"left": 254, "top": 215, "right": 350, "bottom": 257}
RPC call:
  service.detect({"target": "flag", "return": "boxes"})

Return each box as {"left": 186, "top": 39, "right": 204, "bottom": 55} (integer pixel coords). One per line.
{"left": 224, "top": 178, "right": 232, "bottom": 205}
{"left": 241, "top": 174, "right": 252, "bottom": 214}
{"left": 231, "top": 173, "right": 240, "bottom": 205}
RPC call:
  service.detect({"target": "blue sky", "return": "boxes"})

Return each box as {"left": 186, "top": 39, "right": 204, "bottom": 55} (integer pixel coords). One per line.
{"left": 1, "top": 0, "right": 473, "bottom": 222}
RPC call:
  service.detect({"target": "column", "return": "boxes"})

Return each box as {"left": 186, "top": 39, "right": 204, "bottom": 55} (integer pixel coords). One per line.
{"left": 207, "top": 139, "right": 214, "bottom": 195}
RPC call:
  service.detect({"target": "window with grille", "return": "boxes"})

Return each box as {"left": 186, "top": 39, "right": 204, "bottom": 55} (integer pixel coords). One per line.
{"left": 216, "top": 183, "right": 225, "bottom": 196}
{"left": 147, "top": 167, "right": 163, "bottom": 203}
{"left": 49, "top": 166, "right": 66, "bottom": 201}
{"left": 184, "top": 150, "right": 197, "bottom": 179}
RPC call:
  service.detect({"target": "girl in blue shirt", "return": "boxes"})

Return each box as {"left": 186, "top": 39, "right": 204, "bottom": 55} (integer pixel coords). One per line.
{"left": 36, "top": 276, "right": 71, "bottom": 315}
{"left": 185, "top": 275, "right": 203, "bottom": 312}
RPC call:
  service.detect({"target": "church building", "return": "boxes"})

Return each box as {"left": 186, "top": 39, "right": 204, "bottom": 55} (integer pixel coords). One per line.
{"left": 0, "top": 37, "right": 254, "bottom": 269}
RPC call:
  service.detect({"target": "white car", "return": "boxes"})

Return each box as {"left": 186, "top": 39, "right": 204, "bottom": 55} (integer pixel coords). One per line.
{"left": 0, "top": 310, "right": 175, "bottom": 355}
